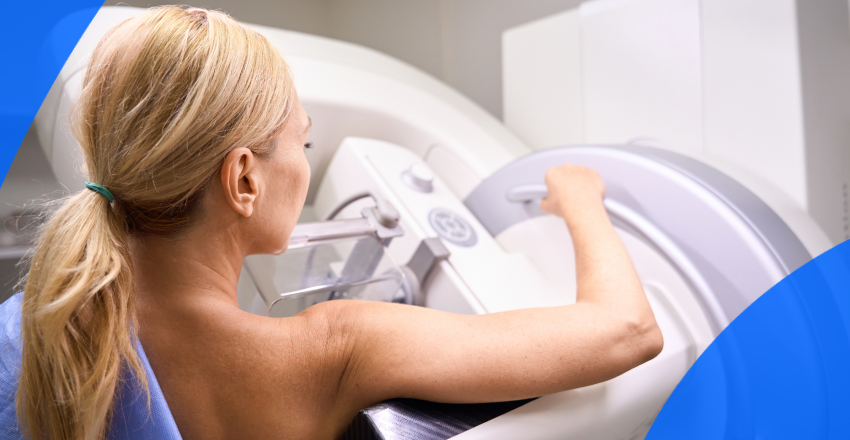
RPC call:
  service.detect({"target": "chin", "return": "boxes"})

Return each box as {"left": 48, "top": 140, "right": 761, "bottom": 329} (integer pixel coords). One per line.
{"left": 270, "top": 238, "right": 290, "bottom": 255}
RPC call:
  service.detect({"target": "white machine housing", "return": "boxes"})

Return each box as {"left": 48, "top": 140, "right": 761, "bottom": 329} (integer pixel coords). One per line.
{"left": 503, "top": 0, "right": 849, "bottom": 250}
{"left": 35, "top": 7, "right": 529, "bottom": 205}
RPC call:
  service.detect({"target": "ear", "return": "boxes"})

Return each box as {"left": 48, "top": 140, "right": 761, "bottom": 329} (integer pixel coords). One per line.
{"left": 220, "top": 147, "right": 259, "bottom": 218}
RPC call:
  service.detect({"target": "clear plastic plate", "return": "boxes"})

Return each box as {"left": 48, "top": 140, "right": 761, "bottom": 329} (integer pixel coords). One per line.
{"left": 243, "top": 235, "right": 404, "bottom": 318}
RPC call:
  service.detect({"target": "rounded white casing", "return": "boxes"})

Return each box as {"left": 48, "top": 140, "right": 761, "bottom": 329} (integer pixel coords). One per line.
{"left": 34, "top": 6, "right": 529, "bottom": 202}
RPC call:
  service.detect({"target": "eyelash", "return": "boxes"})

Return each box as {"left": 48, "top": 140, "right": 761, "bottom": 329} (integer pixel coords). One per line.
{"left": 304, "top": 142, "right": 313, "bottom": 149}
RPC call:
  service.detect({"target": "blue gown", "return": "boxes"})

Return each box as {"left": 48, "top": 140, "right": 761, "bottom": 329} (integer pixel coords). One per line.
{"left": 0, "top": 293, "right": 182, "bottom": 439}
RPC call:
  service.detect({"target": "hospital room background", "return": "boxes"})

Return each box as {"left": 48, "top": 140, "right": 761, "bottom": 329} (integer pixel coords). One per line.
{"left": 3, "top": 1, "right": 850, "bottom": 438}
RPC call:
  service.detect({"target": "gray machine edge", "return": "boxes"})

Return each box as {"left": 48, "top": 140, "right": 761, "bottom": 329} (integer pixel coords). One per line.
{"left": 464, "top": 145, "right": 811, "bottom": 277}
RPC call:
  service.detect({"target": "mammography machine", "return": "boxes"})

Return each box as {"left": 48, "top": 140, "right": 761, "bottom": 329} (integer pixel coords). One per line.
{"left": 34, "top": 3, "right": 841, "bottom": 439}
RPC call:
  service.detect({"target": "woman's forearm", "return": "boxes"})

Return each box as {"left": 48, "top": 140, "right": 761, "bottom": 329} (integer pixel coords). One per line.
{"left": 563, "top": 195, "right": 664, "bottom": 365}
{"left": 539, "top": 162, "right": 663, "bottom": 363}
{"left": 565, "top": 196, "right": 643, "bottom": 306}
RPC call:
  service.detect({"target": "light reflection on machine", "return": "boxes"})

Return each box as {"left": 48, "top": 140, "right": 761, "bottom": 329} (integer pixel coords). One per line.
{"left": 34, "top": 5, "right": 839, "bottom": 440}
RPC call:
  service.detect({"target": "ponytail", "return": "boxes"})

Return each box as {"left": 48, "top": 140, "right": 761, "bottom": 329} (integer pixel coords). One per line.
{"left": 14, "top": 5, "right": 294, "bottom": 438}
{"left": 16, "top": 191, "right": 146, "bottom": 439}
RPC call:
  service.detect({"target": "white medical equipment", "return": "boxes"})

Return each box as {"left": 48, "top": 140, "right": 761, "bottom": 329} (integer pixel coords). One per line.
{"left": 502, "top": 0, "right": 850, "bottom": 249}
{"left": 34, "top": 4, "right": 838, "bottom": 439}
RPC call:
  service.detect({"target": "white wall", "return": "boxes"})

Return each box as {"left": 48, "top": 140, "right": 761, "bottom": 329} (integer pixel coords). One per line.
{"left": 437, "top": 0, "right": 583, "bottom": 118}
{"left": 134, "top": 0, "right": 332, "bottom": 34}
{"left": 328, "top": 0, "right": 445, "bottom": 79}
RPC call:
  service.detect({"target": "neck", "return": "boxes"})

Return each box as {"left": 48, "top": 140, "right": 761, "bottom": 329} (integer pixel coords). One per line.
{"left": 130, "top": 222, "right": 246, "bottom": 310}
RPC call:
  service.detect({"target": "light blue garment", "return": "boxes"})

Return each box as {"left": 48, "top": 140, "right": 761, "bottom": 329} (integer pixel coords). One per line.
{"left": 0, "top": 293, "right": 24, "bottom": 439}
{"left": 0, "top": 292, "right": 182, "bottom": 439}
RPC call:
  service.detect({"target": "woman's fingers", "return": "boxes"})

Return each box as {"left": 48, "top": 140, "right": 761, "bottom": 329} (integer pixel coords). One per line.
{"left": 540, "top": 163, "right": 605, "bottom": 220}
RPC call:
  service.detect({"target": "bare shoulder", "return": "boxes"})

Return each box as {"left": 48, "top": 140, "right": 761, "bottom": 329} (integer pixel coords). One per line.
{"left": 247, "top": 300, "right": 365, "bottom": 403}
{"left": 168, "top": 301, "right": 370, "bottom": 438}
{"left": 271, "top": 300, "right": 439, "bottom": 407}
{"left": 240, "top": 300, "right": 355, "bottom": 374}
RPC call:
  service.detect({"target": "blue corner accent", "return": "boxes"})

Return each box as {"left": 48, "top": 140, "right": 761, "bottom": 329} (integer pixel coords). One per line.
{"left": 0, "top": 1, "right": 103, "bottom": 186}
{"left": 648, "top": 239, "right": 850, "bottom": 440}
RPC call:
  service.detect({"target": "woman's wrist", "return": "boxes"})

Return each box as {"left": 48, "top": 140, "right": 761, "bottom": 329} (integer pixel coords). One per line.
{"left": 562, "top": 194, "right": 607, "bottom": 231}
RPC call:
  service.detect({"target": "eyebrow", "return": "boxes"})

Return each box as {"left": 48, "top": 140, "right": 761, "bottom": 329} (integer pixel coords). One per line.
{"left": 302, "top": 116, "right": 312, "bottom": 134}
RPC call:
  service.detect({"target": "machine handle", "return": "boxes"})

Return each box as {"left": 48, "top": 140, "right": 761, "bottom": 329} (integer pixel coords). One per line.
{"left": 288, "top": 217, "right": 376, "bottom": 249}
{"left": 505, "top": 184, "right": 729, "bottom": 332}
{"left": 505, "top": 184, "right": 548, "bottom": 203}
{"left": 288, "top": 207, "right": 404, "bottom": 250}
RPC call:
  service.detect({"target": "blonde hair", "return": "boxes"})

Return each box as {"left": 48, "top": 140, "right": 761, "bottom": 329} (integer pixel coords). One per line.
{"left": 17, "top": 6, "right": 294, "bottom": 439}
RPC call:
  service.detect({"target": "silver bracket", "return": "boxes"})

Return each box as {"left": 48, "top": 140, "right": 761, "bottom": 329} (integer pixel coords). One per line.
{"left": 395, "top": 238, "right": 451, "bottom": 306}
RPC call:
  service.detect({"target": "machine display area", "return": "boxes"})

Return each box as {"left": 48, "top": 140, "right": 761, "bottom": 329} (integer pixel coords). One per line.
{"left": 27, "top": 4, "right": 842, "bottom": 440}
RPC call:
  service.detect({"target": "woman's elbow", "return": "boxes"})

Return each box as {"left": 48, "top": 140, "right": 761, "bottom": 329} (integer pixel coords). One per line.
{"left": 605, "top": 311, "right": 664, "bottom": 371}
{"left": 628, "top": 315, "right": 664, "bottom": 364}
{"left": 641, "top": 320, "right": 664, "bottom": 361}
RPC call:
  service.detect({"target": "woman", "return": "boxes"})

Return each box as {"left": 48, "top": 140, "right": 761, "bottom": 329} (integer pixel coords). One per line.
{"left": 9, "top": 6, "right": 662, "bottom": 440}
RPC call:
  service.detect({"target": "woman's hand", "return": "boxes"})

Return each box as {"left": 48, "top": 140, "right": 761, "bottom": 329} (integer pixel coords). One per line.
{"left": 540, "top": 163, "right": 605, "bottom": 222}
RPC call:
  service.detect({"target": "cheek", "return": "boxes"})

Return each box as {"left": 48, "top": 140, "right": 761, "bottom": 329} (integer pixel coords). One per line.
{"left": 279, "top": 155, "right": 310, "bottom": 217}
{"left": 299, "top": 158, "right": 311, "bottom": 199}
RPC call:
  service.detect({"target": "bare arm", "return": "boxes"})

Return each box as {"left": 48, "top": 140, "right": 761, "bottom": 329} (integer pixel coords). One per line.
{"left": 539, "top": 164, "right": 660, "bottom": 349}
{"left": 304, "top": 163, "right": 663, "bottom": 413}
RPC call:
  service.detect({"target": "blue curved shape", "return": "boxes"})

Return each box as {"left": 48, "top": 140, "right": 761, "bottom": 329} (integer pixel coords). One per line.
{"left": 0, "top": 1, "right": 102, "bottom": 180}
{"left": 648, "top": 239, "right": 850, "bottom": 440}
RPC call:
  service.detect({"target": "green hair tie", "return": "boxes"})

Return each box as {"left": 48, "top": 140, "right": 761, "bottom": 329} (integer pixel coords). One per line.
{"left": 85, "top": 182, "right": 115, "bottom": 203}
